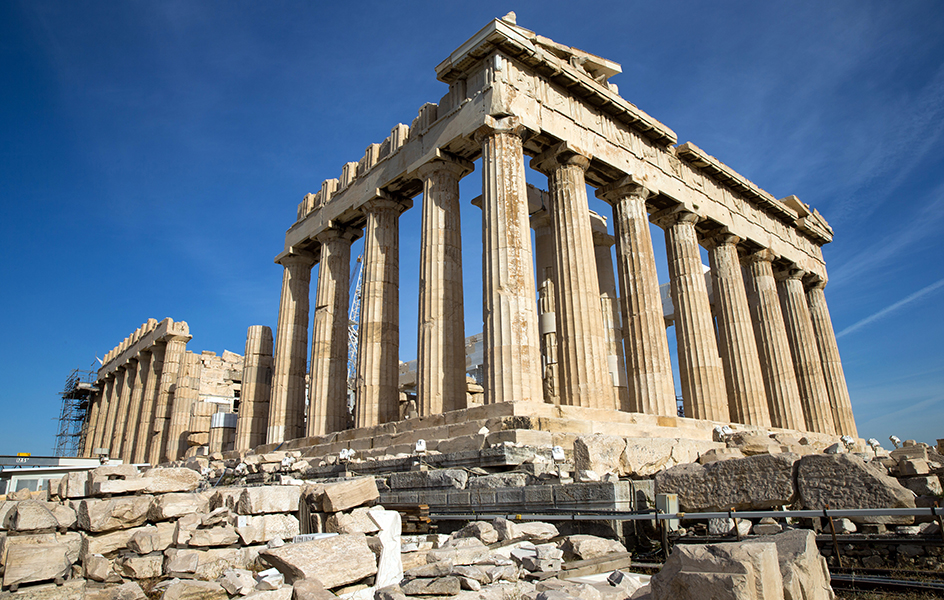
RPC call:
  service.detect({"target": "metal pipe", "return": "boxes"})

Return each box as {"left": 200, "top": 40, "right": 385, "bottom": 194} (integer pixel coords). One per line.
{"left": 430, "top": 507, "right": 940, "bottom": 522}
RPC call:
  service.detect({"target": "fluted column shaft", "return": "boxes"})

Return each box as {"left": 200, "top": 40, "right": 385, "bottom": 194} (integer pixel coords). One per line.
{"left": 309, "top": 227, "right": 356, "bottom": 435}
{"left": 236, "top": 326, "right": 274, "bottom": 451}
{"left": 706, "top": 235, "right": 771, "bottom": 426}
{"left": 474, "top": 116, "right": 542, "bottom": 404}
{"left": 111, "top": 363, "right": 137, "bottom": 460}
{"left": 417, "top": 157, "right": 472, "bottom": 416}
{"left": 532, "top": 210, "right": 559, "bottom": 404}
{"left": 121, "top": 353, "right": 149, "bottom": 461}
{"left": 92, "top": 376, "right": 115, "bottom": 454}
{"left": 134, "top": 344, "right": 164, "bottom": 463}
{"left": 807, "top": 282, "right": 857, "bottom": 436}
{"left": 777, "top": 269, "right": 835, "bottom": 434}
{"left": 151, "top": 335, "right": 189, "bottom": 464}
{"left": 167, "top": 352, "right": 201, "bottom": 461}
{"left": 82, "top": 389, "right": 103, "bottom": 457}
{"left": 598, "top": 180, "right": 676, "bottom": 416}
{"left": 656, "top": 209, "right": 728, "bottom": 421}
{"left": 268, "top": 254, "right": 315, "bottom": 444}
{"left": 102, "top": 369, "right": 125, "bottom": 455}
{"left": 591, "top": 214, "right": 631, "bottom": 411}
{"left": 532, "top": 143, "right": 614, "bottom": 409}
{"left": 743, "top": 251, "right": 805, "bottom": 430}
{"left": 355, "top": 196, "right": 406, "bottom": 428}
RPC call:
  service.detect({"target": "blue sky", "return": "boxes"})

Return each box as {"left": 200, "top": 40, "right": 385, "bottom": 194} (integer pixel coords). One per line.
{"left": 1, "top": 1, "right": 942, "bottom": 456}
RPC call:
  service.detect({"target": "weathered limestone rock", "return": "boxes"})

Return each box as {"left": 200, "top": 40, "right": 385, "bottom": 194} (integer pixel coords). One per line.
{"left": 174, "top": 513, "right": 203, "bottom": 546}
{"left": 90, "top": 478, "right": 149, "bottom": 496}
{"left": 622, "top": 437, "right": 724, "bottom": 476}
{"left": 219, "top": 568, "right": 257, "bottom": 595}
{"left": 320, "top": 477, "right": 379, "bottom": 513}
{"left": 560, "top": 535, "right": 626, "bottom": 560}
{"left": 81, "top": 528, "right": 135, "bottom": 558}
{"left": 796, "top": 454, "right": 915, "bottom": 523}
{"left": 58, "top": 471, "right": 90, "bottom": 499}
{"left": 115, "top": 552, "right": 164, "bottom": 579}
{"left": 47, "top": 503, "right": 77, "bottom": 530}
{"left": 401, "top": 576, "right": 461, "bottom": 596}
{"left": 389, "top": 470, "right": 467, "bottom": 491}
{"left": 188, "top": 525, "right": 240, "bottom": 547}
{"left": 699, "top": 448, "right": 747, "bottom": 465}
{"left": 492, "top": 518, "right": 517, "bottom": 541}
{"left": 109, "top": 581, "right": 148, "bottom": 600}
{"left": 468, "top": 473, "right": 530, "bottom": 488}
{"left": 405, "top": 559, "right": 454, "bottom": 579}
{"left": 236, "top": 514, "right": 300, "bottom": 545}
{"left": 238, "top": 486, "right": 301, "bottom": 515}
{"left": 426, "top": 538, "right": 489, "bottom": 566}
{"left": 88, "top": 464, "right": 140, "bottom": 488}
{"left": 165, "top": 546, "right": 262, "bottom": 580}
{"left": 0, "top": 501, "right": 16, "bottom": 530}
{"left": 708, "top": 518, "right": 752, "bottom": 537}
{"left": 127, "top": 522, "right": 175, "bottom": 553}
{"left": 2, "top": 543, "right": 71, "bottom": 588}
{"left": 899, "top": 458, "right": 931, "bottom": 476}
{"left": 84, "top": 553, "right": 122, "bottom": 583}
{"left": 325, "top": 507, "right": 380, "bottom": 535}
{"left": 293, "top": 578, "right": 339, "bottom": 600}
{"left": 900, "top": 475, "right": 943, "bottom": 496}
{"left": 1, "top": 532, "right": 79, "bottom": 569}
{"left": 515, "top": 522, "right": 559, "bottom": 542}
{"left": 149, "top": 492, "right": 209, "bottom": 521}
{"left": 743, "top": 530, "right": 834, "bottom": 600}
{"left": 650, "top": 541, "right": 784, "bottom": 600}
{"left": 7, "top": 500, "right": 59, "bottom": 532}
{"left": 260, "top": 533, "right": 377, "bottom": 588}
{"left": 727, "top": 433, "right": 783, "bottom": 456}
{"left": 77, "top": 496, "right": 152, "bottom": 532}
{"left": 574, "top": 434, "right": 626, "bottom": 475}
{"left": 656, "top": 453, "right": 798, "bottom": 511}
{"left": 161, "top": 579, "right": 229, "bottom": 600}
{"left": 142, "top": 467, "right": 201, "bottom": 493}
{"left": 452, "top": 521, "right": 499, "bottom": 545}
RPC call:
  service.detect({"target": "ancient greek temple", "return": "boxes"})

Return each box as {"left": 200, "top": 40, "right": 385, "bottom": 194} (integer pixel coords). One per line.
{"left": 245, "top": 15, "right": 856, "bottom": 454}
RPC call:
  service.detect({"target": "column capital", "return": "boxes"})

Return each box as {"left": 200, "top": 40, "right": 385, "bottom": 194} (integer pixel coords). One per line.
{"left": 702, "top": 230, "right": 741, "bottom": 251}
{"left": 363, "top": 190, "right": 411, "bottom": 215}
{"left": 277, "top": 250, "right": 316, "bottom": 269}
{"left": 530, "top": 141, "right": 591, "bottom": 175}
{"left": 315, "top": 223, "right": 359, "bottom": 245}
{"left": 595, "top": 175, "right": 654, "bottom": 205}
{"left": 651, "top": 206, "right": 701, "bottom": 229}
{"left": 416, "top": 149, "right": 474, "bottom": 180}
{"left": 742, "top": 248, "right": 776, "bottom": 265}
{"left": 774, "top": 266, "right": 807, "bottom": 282}
{"left": 472, "top": 115, "right": 528, "bottom": 144}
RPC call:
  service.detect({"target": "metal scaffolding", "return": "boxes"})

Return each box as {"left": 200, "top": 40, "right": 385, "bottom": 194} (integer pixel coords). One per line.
{"left": 53, "top": 369, "right": 98, "bottom": 457}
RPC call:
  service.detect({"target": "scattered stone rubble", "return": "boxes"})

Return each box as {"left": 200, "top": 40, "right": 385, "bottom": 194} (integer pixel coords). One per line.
{"left": 1, "top": 433, "right": 941, "bottom": 598}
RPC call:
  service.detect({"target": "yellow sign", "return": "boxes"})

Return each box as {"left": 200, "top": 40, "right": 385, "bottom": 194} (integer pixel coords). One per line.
{"left": 16, "top": 452, "right": 30, "bottom": 457}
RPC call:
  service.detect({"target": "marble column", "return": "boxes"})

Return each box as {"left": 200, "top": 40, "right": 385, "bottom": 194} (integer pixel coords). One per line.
{"left": 151, "top": 334, "right": 190, "bottom": 464}
{"left": 166, "top": 351, "right": 202, "bottom": 461}
{"left": 597, "top": 179, "right": 676, "bottom": 416}
{"left": 777, "top": 268, "right": 835, "bottom": 434}
{"left": 531, "top": 210, "right": 559, "bottom": 404}
{"left": 236, "top": 326, "right": 274, "bottom": 451}
{"left": 111, "top": 362, "right": 137, "bottom": 460}
{"left": 417, "top": 155, "right": 473, "bottom": 416}
{"left": 742, "top": 250, "right": 805, "bottom": 430}
{"left": 654, "top": 208, "right": 728, "bottom": 421}
{"left": 473, "top": 115, "right": 543, "bottom": 404}
{"left": 121, "top": 353, "right": 150, "bottom": 461}
{"left": 532, "top": 142, "right": 614, "bottom": 409}
{"left": 589, "top": 212, "right": 630, "bottom": 410}
{"left": 268, "top": 252, "right": 315, "bottom": 444}
{"left": 82, "top": 390, "right": 102, "bottom": 457}
{"left": 806, "top": 279, "right": 858, "bottom": 437}
{"left": 705, "top": 234, "right": 771, "bottom": 426}
{"left": 309, "top": 226, "right": 356, "bottom": 436}
{"left": 92, "top": 375, "right": 115, "bottom": 454}
{"left": 355, "top": 194, "right": 407, "bottom": 428}
{"left": 133, "top": 344, "right": 164, "bottom": 463}
{"left": 102, "top": 368, "right": 125, "bottom": 456}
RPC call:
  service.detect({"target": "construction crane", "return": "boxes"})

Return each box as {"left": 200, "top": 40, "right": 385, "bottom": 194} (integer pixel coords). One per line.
{"left": 347, "top": 255, "right": 364, "bottom": 391}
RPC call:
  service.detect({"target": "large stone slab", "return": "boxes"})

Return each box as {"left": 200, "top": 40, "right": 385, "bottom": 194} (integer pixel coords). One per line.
{"left": 623, "top": 437, "right": 725, "bottom": 476}
{"left": 7, "top": 500, "right": 58, "bottom": 532}
{"left": 655, "top": 453, "right": 798, "bottom": 511}
{"left": 81, "top": 528, "right": 135, "bottom": 558}
{"left": 388, "top": 470, "right": 468, "bottom": 491}
{"left": 88, "top": 464, "right": 140, "bottom": 488}
{"left": 1, "top": 531, "right": 80, "bottom": 568}
{"left": 743, "top": 530, "right": 834, "bottom": 600}
{"left": 142, "top": 467, "right": 201, "bottom": 493}
{"left": 260, "top": 533, "right": 377, "bottom": 588}
{"left": 237, "top": 486, "right": 300, "bottom": 515}
{"left": 650, "top": 541, "right": 785, "bottom": 600}
{"left": 115, "top": 552, "right": 164, "bottom": 579}
{"left": 574, "top": 434, "right": 626, "bottom": 475}
{"left": 127, "top": 522, "right": 176, "bottom": 554}
{"left": 149, "top": 492, "right": 209, "bottom": 521}
{"left": 559, "top": 535, "right": 626, "bottom": 560}
{"left": 161, "top": 579, "right": 229, "bottom": 600}
{"left": 796, "top": 454, "right": 915, "bottom": 524}
{"left": 325, "top": 507, "right": 380, "bottom": 535}
{"left": 2, "top": 543, "right": 71, "bottom": 588}
{"left": 77, "top": 496, "right": 152, "bottom": 532}
{"left": 58, "top": 471, "right": 90, "bottom": 499}
{"left": 165, "top": 546, "right": 263, "bottom": 580}
{"left": 236, "top": 514, "right": 301, "bottom": 545}
{"left": 321, "top": 477, "right": 380, "bottom": 512}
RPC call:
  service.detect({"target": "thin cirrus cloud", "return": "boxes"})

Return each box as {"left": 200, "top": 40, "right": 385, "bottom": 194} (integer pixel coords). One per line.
{"left": 837, "top": 276, "right": 944, "bottom": 339}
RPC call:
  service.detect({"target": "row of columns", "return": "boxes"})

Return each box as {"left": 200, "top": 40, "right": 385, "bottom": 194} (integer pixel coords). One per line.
{"left": 265, "top": 115, "right": 856, "bottom": 447}
{"left": 82, "top": 332, "right": 193, "bottom": 464}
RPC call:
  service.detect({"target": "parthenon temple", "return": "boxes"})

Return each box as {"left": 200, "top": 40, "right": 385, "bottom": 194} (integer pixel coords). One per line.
{"left": 81, "top": 15, "right": 856, "bottom": 463}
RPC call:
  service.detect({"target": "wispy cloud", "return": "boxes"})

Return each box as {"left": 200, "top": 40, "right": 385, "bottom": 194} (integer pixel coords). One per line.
{"left": 837, "top": 276, "right": 944, "bottom": 338}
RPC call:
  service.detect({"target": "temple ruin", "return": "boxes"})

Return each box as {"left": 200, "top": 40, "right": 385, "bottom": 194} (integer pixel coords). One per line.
{"left": 80, "top": 15, "right": 856, "bottom": 463}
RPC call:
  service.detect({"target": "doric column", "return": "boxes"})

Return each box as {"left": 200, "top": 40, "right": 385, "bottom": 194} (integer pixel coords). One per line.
{"left": 150, "top": 334, "right": 190, "bottom": 464}
{"left": 590, "top": 212, "right": 630, "bottom": 411}
{"left": 473, "top": 115, "right": 542, "bottom": 404}
{"left": 236, "top": 326, "right": 274, "bottom": 451}
{"left": 806, "top": 279, "right": 858, "bottom": 436}
{"left": 308, "top": 226, "right": 357, "bottom": 436}
{"left": 102, "top": 368, "right": 126, "bottom": 456}
{"left": 121, "top": 353, "right": 150, "bottom": 462}
{"left": 417, "top": 155, "right": 473, "bottom": 416}
{"left": 82, "top": 388, "right": 103, "bottom": 457}
{"left": 742, "top": 250, "right": 805, "bottom": 430}
{"left": 596, "top": 178, "right": 676, "bottom": 416}
{"left": 355, "top": 194, "right": 408, "bottom": 428}
{"left": 133, "top": 344, "right": 164, "bottom": 463}
{"left": 531, "top": 142, "right": 614, "bottom": 409}
{"left": 777, "top": 268, "right": 835, "bottom": 434}
{"left": 705, "top": 234, "right": 771, "bottom": 426}
{"left": 166, "top": 352, "right": 202, "bottom": 461}
{"left": 653, "top": 208, "right": 728, "bottom": 421}
{"left": 91, "top": 375, "right": 115, "bottom": 455}
{"left": 268, "top": 252, "right": 315, "bottom": 444}
{"left": 111, "top": 362, "right": 137, "bottom": 461}
{"left": 531, "top": 210, "right": 559, "bottom": 404}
